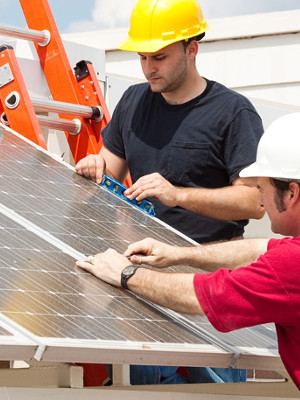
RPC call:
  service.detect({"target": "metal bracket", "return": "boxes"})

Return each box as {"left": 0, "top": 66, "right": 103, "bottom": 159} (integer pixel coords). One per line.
{"left": 74, "top": 59, "right": 92, "bottom": 81}
{"left": 5, "top": 91, "right": 20, "bottom": 109}
{"left": 0, "top": 63, "right": 14, "bottom": 88}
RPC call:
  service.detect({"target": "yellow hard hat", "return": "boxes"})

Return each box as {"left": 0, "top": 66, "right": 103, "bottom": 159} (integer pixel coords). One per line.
{"left": 118, "top": 0, "right": 209, "bottom": 53}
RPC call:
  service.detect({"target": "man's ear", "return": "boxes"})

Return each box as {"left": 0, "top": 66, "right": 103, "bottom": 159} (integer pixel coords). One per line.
{"left": 188, "top": 40, "right": 198, "bottom": 57}
{"left": 288, "top": 182, "right": 300, "bottom": 203}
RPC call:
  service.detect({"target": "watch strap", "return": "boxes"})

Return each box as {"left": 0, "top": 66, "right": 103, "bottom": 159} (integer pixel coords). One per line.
{"left": 121, "top": 265, "right": 139, "bottom": 290}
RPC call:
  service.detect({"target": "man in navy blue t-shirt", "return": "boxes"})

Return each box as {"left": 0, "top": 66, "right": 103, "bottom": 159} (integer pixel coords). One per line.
{"left": 75, "top": 0, "right": 264, "bottom": 386}
{"left": 76, "top": 3, "right": 264, "bottom": 245}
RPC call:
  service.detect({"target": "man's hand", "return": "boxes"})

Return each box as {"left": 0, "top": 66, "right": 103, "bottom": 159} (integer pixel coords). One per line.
{"left": 124, "top": 172, "right": 179, "bottom": 207}
{"left": 75, "top": 154, "right": 106, "bottom": 184}
{"left": 76, "top": 249, "right": 131, "bottom": 287}
{"left": 125, "top": 237, "right": 180, "bottom": 268}
{"left": 76, "top": 244, "right": 204, "bottom": 315}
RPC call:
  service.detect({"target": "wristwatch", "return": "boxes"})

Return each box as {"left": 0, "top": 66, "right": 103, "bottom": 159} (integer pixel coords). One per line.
{"left": 121, "top": 265, "right": 139, "bottom": 290}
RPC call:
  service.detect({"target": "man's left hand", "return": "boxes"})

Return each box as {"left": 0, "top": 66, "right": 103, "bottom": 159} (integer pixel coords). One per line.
{"left": 76, "top": 249, "right": 130, "bottom": 287}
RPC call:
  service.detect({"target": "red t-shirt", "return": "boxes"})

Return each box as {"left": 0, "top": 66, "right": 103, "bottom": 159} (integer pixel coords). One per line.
{"left": 194, "top": 236, "right": 300, "bottom": 390}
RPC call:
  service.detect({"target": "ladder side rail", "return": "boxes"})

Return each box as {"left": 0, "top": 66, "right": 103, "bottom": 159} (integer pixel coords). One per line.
{"left": 74, "top": 60, "right": 111, "bottom": 130}
{"left": 0, "top": 45, "right": 47, "bottom": 149}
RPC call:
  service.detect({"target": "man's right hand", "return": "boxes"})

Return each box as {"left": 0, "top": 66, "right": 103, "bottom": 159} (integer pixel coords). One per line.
{"left": 124, "top": 237, "right": 180, "bottom": 268}
{"left": 75, "top": 154, "right": 106, "bottom": 184}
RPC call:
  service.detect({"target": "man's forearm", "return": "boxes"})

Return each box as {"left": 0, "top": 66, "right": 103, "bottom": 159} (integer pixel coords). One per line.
{"left": 175, "top": 185, "right": 264, "bottom": 220}
{"left": 170, "top": 238, "right": 269, "bottom": 272}
{"left": 127, "top": 268, "right": 203, "bottom": 314}
{"left": 100, "top": 147, "right": 129, "bottom": 183}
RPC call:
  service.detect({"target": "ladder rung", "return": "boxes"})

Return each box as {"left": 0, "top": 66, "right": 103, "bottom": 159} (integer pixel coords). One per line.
{"left": 0, "top": 23, "right": 50, "bottom": 46}
{"left": 36, "top": 115, "right": 81, "bottom": 135}
{"left": 31, "top": 97, "right": 103, "bottom": 121}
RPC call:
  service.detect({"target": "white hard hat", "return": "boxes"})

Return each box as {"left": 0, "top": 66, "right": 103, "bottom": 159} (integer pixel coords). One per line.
{"left": 240, "top": 113, "right": 300, "bottom": 181}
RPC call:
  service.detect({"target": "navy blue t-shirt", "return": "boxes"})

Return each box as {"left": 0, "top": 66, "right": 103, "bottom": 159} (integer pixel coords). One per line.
{"left": 101, "top": 79, "right": 263, "bottom": 243}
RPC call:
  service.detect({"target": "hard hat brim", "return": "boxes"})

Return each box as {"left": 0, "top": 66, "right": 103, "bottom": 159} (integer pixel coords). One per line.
{"left": 239, "top": 162, "right": 262, "bottom": 178}
{"left": 118, "top": 25, "right": 209, "bottom": 53}
{"left": 118, "top": 37, "right": 179, "bottom": 53}
{"left": 240, "top": 162, "right": 300, "bottom": 181}
{"left": 240, "top": 162, "right": 286, "bottom": 179}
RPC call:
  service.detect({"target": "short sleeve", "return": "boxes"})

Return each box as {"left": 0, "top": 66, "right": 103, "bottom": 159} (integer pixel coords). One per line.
{"left": 224, "top": 109, "right": 263, "bottom": 183}
{"left": 194, "top": 246, "right": 295, "bottom": 332}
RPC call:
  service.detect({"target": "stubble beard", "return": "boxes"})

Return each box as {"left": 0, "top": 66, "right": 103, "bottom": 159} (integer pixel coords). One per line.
{"left": 148, "top": 55, "right": 189, "bottom": 94}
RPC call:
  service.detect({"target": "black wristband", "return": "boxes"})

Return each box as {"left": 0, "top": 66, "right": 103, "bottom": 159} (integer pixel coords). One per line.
{"left": 121, "top": 265, "right": 139, "bottom": 289}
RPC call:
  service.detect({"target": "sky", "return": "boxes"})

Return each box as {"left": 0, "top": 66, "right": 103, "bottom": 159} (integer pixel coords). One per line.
{"left": 0, "top": 0, "right": 299, "bottom": 34}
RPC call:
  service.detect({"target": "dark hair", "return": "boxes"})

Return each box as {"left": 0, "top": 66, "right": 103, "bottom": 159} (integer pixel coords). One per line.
{"left": 182, "top": 32, "right": 205, "bottom": 49}
{"left": 270, "top": 178, "right": 300, "bottom": 212}
{"left": 270, "top": 178, "right": 290, "bottom": 192}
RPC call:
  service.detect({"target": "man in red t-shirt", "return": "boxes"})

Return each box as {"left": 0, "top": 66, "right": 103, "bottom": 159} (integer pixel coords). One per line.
{"left": 76, "top": 113, "right": 300, "bottom": 390}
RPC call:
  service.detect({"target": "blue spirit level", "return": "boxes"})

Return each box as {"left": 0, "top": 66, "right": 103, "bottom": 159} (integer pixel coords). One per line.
{"left": 101, "top": 175, "right": 156, "bottom": 216}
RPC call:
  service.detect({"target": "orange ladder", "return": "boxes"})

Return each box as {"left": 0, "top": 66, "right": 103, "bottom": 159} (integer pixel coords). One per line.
{"left": 0, "top": 0, "right": 110, "bottom": 164}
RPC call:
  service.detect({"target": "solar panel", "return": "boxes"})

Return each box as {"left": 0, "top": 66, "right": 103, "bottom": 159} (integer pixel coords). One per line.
{"left": 0, "top": 126, "right": 281, "bottom": 371}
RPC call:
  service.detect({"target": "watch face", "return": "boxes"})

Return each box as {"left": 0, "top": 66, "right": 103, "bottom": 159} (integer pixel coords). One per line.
{"left": 121, "top": 265, "right": 138, "bottom": 290}
{"left": 123, "top": 265, "right": 136, "bottom": 276}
